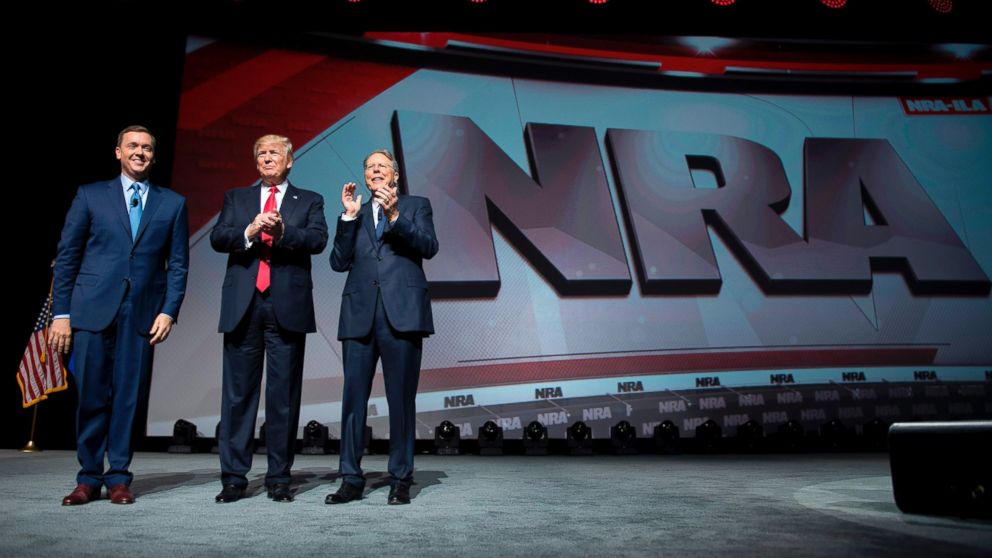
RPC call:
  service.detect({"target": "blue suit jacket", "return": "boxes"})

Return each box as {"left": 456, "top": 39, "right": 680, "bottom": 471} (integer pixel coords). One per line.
{"left": 211, "top": 182, "right": 328, "bottom": 333}
{"left": 330, "top": 195, "right": 439, "bottom": 339}
{"left": 53, "top": 178, "right": 190, "bottom": 333}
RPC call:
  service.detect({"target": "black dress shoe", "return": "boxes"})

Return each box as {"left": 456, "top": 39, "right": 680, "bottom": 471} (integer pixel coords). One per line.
{"left": 325, "top": 482, "right": 364, "bottom": 504}
{"left": 267, "top": 483, "right": 293, "bottom": 502}
{"left": 387, "top": 485, "right": 411, "bottom": 505}
{"left": 215, "top": 484, "right": 246, "bottom": 503}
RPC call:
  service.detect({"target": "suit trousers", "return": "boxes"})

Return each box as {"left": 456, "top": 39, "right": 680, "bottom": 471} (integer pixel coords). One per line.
{"left": 72, "top": 297, "right": 153, "bottom": 488}
{"left": 219, "top": 290, "right": 305, "bottom": 488}
{"left": 339, "top": 291, "right": 423, "bottom": 489}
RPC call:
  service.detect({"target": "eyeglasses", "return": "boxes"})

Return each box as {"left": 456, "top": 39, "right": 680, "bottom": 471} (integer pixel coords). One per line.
{"left": 364, "top": 163, "right": 393, "bottom": 172}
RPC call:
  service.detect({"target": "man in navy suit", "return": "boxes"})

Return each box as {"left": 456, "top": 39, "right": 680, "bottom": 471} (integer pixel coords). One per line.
{"left": 49, "top": 125, "right": 189, "bottom": 506}
{"left": 327, "top": 148, "right": 438, "bottom": 505}
{"left": 211, "top": 134, "right": 328, "bottom": 503}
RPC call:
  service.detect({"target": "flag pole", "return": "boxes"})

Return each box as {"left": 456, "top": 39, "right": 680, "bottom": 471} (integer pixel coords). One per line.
{"left": 21, "top": 261, "right": 58, "bottom": 453}
{"left": 20, "top": 406, "right": 41, "bottom": 453}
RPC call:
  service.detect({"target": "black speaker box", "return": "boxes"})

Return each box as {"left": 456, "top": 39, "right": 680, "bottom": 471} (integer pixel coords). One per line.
{"left": 889, "top": 421, "right": 991, "bottom": 518}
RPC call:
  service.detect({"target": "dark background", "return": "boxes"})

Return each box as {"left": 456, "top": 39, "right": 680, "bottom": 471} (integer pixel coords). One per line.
{"left": 5, "top": 0, "right": 990, "bottom": 450}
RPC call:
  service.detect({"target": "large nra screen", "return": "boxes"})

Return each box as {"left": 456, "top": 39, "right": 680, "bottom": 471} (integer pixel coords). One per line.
{"left": 146, "top": 36, "right": 992, "bottom": 439}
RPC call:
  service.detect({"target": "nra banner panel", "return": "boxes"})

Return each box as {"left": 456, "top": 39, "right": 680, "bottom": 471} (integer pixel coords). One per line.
{"left": 148, "top": 40, "right": 992, "bottom": 438}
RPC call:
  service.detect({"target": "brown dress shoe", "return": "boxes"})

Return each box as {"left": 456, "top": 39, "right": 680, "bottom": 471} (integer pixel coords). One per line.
{"left": 62, "top": 484, "right": 100, "bottom": 506}
{"left": 108, "top": 484, "right": 135, "bottom": 505}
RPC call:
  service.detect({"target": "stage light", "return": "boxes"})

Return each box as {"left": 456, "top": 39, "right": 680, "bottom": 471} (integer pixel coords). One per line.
{"left": 819, "top": 418, "right": 850, "bottom": 451}
{"left": 435, "top": 420, "right": 461, "bottom": 455}
{"left": 928, "top": 0, "right": 952, "bottom": 13}
{"left": 776, "top": 419, "right": 806, "bottom": 452}
{"left": 653, "top": 420, "right": 680, "bottom": 454}
{"left": 695, "top": 419, "right": 722, "bottom": 452}
{"left": 478, "top": 420, "right": 504, "bottom": 456}
{"left": 301, "top": 420, "right": 331, "bottom": 455}
{"left": 861, "top": 418, "right": 890, "bottom": 451}
{"left": 567, "top": 421, "right": 593, "bottom": 455}
{"left": 588, "top": 0, "right": 609, "bottom": 4}
{"left": 819, "top": 0, "right": 848, "bottom": 8}
{"left": 611, "top": 420, "right": 637, "bottom": 454}
{"left": 168, "top": 419, "right": 198, "bottom": 453}
{"left": 710, "top": 0, "right": 736, "bottom": 5}
{"left": 736, "top": 419, "right": 764, "bottom": 452}
{"left": 255, "top": 421, "right": 267, "bottom": 454}
{"left": 523, "top": 420, "right": 549, "bottom": 455}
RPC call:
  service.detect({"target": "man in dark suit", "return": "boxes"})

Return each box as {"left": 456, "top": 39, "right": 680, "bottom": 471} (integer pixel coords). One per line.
{"left": 49, "top": 125, "right": 189, "bottom": 506}
{"left": 211, "top": 134, "right": 328, "bottom": 503}
{"left": 327, "top": 148, "right": 438, "bottom": 505}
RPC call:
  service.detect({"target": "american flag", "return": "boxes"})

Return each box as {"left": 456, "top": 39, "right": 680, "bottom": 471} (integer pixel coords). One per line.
{"left": 16, "top": 296, "right": 67, "bottom": 407}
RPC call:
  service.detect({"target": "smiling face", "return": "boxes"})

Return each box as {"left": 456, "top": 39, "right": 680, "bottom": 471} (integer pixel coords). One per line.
{"left": 255, "top": 141, "right": 293, "bottom": 185}
{"left": 364, "top": 151, "right": 398, "bottom": 194}
{"left": 116, "top": 131, "right": 155, "bottom": 182}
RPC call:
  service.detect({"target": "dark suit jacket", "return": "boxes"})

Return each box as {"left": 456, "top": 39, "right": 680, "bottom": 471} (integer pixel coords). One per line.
{"left": 211, "top": 182, "right": 328, "bottom": 333}
{"left": 52, "top": 178, "right": 190, "bottom": 333}
{"left": 330, "top": 195, "right": 439, "bottom": 340}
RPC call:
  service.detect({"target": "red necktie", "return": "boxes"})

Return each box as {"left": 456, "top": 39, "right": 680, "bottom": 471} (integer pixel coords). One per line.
{"left": 255, "top": 186, "right": 278, "bottom": 292}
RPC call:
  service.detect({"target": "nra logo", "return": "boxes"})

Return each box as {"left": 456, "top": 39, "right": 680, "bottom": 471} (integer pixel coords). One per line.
{"left": 617, "top": 381, "right": 644, "bottom": 393}
{"left": 800, "top": 408, "right": 827, "bottom": 421}
{"left": 537, "top": 411, "right": 568, "bottom": 425}
{"left": 777, "top": 391, "right": 803, "bottom": 404}
{"left": 443, "top": 394, "right": 475, "bottom": 408}
{"left": 696, "top": 377, "right": 721, "bottom": 387}
{"left": 948, "top": 402, "right": 974, "bottom": 415}
{"left": 888, "top": 386, "right": 913, "bottom": 398}
{"left": 851, "top": 388, "right": 877, "bottom": 400}
{"left": 738, "top": 394, "right": 765, "bottom": 407}
{"left": 583, "top": 407, "right": 613, "bottom": 421}
{"left": 841, "top": 371, "right": 866, "bottom": 382}
{"left": 838, "top": 407, "right": 864, "bottom": 419}
{"left": 901, "top": 97, "right": 990, "bottom": 115}
{"left": 698, "top": 396, "right": 726, "bottom": 410}
{"left": 770, "top": 373, "right": 795, "bottom": 385}
{"left": 535, "top": 387, "right": 563, "bottom": 399}
{"left": 914, "top": 370, "right": 938, "bottom": 381}
{"left": 762, "top": 411, "right": 789, "bottom": 424}
{"left": 723, "top": 414, "right": 751, "bottom": 427}
{"left": 496, "top": 416, "right": 522, "bottom": 430}
{"left": 815, "top": 390, "right": 840, "bottom": 402}
{"left": 659, "top": 400, "right": 688, "bottom": 414}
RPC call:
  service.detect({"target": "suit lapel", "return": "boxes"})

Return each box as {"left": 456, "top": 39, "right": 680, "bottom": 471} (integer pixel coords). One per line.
{"left": 360, "top": 201, "right": 377, "bottom": 250}
{"left": 132, "top": 183, "right": 164, "bottom": 249}
{"left": 280, "top": 183, "right": 301, "bottom": 225}
{"left": 109, "top": 178, "right": 132, "bottom": 241}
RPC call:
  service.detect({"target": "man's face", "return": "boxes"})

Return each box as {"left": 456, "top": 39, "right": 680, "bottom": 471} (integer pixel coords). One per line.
{"left": 256, "top": 142, "right": 292, "bottom": 185}
{"left": 116, "top": 132, "right": 155, "bottom": 181}
{"left": 364, "top": 152, "right": 397, "bottom": 194}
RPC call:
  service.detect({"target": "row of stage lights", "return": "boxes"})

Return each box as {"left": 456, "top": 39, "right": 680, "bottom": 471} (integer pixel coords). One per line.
{"left": 167, "top": 416, "right": 893, "bottom": 455}
{"left": 340, "top": 0, "right": 955, "bottom": 13}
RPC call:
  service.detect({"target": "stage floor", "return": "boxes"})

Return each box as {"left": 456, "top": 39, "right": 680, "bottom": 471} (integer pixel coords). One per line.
{"left": 1, "top": 450, "right": 989, "bottom": 557}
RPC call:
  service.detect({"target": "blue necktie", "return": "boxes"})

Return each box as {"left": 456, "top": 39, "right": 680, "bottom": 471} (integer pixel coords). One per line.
{"left": 375, "top": 205, "right": 385, "bottom": 241}
{"left": 129, "top": 184, "right": 143, "bottom": 240}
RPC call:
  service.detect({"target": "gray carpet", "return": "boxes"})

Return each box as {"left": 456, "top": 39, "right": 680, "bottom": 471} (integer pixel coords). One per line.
{"left": 0, "top": 450, "right": 988, "bottom": 557}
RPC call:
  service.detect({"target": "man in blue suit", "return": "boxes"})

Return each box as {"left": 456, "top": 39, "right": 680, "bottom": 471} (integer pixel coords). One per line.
{"left": 211, "top": 134, "right": 328, "bottom": 503}
{"left": 327, "top": 148, "right": 438, "bottom": 505}
{"left": 49, "top": 125, "right": 189, "bottom": 506}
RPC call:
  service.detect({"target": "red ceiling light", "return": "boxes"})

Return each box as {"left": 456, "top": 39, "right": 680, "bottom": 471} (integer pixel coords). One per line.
{"left": 928, "top": 0, "right": 953, "bottom": 13}
{"left": 819, "top": 0, "right": 848, "bottom": 8}
{"left": 711, "top": 0, "right": 736, "bottom": 5}
{"left": 588, "top": 0, "right": 609, "bottom": 4}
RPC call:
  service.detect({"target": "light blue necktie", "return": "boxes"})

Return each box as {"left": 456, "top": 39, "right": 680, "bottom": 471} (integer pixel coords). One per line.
{"left": 129, "top": 183, "right": 143, "bottom": 240}
{"left": 375, "top": 205, "right": 385, "bottom": 241}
